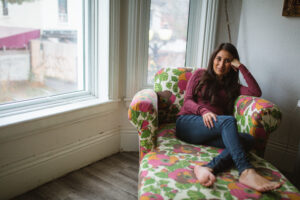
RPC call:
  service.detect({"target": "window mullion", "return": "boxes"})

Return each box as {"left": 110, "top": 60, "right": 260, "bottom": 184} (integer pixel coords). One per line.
{"left": 87, "top": 0, "right": 98, "bottom": 97}
{"left": 109, "top": 0, "right": 121, "bottom": 100}
{"left": 139, "top": 0, "right": 151, "bottom": 89}
{"left": 84, "top": 0, "right": 90, "bottom": 94}
{"left": 97, "top": 0, "right": 110, "bottom": 102}
{"left": 125, "top": 0, "right": 140, "bottom": 99}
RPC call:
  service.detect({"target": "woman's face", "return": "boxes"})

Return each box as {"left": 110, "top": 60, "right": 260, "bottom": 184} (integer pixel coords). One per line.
{"left": 213, "top": 50, "right": 233, "bottom": 78}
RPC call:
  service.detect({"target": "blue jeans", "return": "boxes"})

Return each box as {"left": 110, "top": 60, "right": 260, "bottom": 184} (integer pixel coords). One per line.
{"left": 176, "top": 115, "right": 254, "bottom": 174}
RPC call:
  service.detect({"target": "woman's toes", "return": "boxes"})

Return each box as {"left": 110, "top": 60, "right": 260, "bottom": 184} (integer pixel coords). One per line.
{"left": 194, "top": 165, "right": 215, "bottom": 187}
{"left": 204, "top": 180, "right": 212, "bottom": 187}
{"left": 210, "top": 174, "right": 216, "bottom": 182}
{"left": 277, "top": 182, "right": 283, "bottom": 189}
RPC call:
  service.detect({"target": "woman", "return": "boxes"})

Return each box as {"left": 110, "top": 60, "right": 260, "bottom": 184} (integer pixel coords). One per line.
{"left": 176, "top": 43, "right": 281, "bottom": 192}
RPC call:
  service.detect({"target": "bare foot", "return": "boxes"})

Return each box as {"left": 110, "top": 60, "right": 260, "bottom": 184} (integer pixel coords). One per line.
{"left": 194, "top": 165, "right": 216, "bottom": 187}
{"left": 239, "top": 168, "right": 282, "bottom": 192}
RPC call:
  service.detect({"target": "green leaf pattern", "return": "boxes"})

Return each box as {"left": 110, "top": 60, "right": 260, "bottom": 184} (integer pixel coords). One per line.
{"left": 154, "top": 68, "right": 195, "bottom": 124}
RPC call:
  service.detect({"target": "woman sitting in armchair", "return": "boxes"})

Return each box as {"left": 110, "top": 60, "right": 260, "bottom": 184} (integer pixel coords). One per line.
{"left": 176, "top": 43, "right": 282, "bottom": 192}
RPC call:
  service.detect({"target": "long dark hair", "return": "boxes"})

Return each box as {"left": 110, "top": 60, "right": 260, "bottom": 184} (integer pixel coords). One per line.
{"left": 194, "top": 43, "right": 240, "bottom": 114}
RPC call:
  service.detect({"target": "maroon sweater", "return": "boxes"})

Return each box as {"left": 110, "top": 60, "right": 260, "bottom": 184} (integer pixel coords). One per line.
{"left": 178, "top": 64, "right": 262, "bottom": 116}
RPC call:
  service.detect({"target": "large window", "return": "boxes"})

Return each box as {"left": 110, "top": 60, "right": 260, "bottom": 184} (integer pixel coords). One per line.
{"left": 0, "top": 0, "right": 110, "bottom": 117}
{"left": 139, "top": 0, "right": 219, "bottom": 88}
{"left": 147, "top": 0, "right": 190, "bottom": 84}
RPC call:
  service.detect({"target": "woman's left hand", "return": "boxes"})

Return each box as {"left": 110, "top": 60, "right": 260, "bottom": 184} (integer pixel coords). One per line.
{"left": 231, "top": 59, "right": 241, "bottom": 71}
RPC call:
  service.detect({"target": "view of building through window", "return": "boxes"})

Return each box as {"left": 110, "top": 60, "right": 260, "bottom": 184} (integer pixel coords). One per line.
{"left": 0, "top": 0, "right": 83, "bottom": 104}
{"left": 148, "top": 0, "right": 190, "bottom": 84}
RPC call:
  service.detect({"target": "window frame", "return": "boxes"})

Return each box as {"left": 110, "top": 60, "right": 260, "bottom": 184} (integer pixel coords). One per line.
{"left": 0, "top": 0, "right": 111, "bottom": 118}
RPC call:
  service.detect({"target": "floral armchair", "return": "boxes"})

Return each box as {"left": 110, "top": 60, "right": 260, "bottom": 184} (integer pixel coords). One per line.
{"left": 128, "top": 68, "right": 300, "bottom": 199}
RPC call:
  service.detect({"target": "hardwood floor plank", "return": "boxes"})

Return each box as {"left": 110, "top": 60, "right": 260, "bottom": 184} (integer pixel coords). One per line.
{"left": 61, "top": 170, "right": 136, "bottom": 200}
{"left": 13, "top": 192, "right": 43, "bottom": 200}
{"left": 114, "top": 152, "right": 139, "bottom": 166}
{"left": 12, "top": 152, "right": 139, "bottom": 200}
{"left": 91, "top": 155, "right": 130, "bottom": 172}
{"left": 110, "top": 154, "right": 139, "bottom": 170}
{"left": 86, "top": 165, "right": 138, "bottom": 196}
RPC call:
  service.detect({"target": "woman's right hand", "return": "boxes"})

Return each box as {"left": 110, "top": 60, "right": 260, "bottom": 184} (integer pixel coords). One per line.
{"left": 231, "top": 59, "right": 241, "bottom": 72}
{"left": 202, "top": 112, "right": 217, "bottom": 129}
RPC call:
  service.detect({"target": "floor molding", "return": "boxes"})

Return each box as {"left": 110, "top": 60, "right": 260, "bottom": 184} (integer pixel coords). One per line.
{"left": 120, "top": 128, "right": 138, "bottom": 152}
{"left": 267, "top": 138, "right": 298, "bottom": 155}
{"left": 265, "top": 138, "right": 298, "bottom": 173}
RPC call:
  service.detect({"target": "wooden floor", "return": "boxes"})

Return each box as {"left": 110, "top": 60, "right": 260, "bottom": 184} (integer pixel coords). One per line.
{"left": 12, "top": 152, "right": 139, "bottom": 200}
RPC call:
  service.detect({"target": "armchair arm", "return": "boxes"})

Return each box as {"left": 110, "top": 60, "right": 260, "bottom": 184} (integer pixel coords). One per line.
{"left": 234, "top": 95, "right": 282, "bottom": 156}
{"left": 128, "top": 89, "right": 158, "bottom": 161}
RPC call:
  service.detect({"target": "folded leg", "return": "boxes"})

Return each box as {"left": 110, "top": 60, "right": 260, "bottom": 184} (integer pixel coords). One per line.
{"left": 204, "top": 133, "right": 255, "bottom": 173}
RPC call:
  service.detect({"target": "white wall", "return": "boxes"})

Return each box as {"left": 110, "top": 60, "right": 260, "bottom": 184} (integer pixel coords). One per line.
{"left": 234, "top": 0, "right": 300, "bottom": 172}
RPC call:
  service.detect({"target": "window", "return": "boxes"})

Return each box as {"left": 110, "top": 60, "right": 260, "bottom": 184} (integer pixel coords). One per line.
{"left": 135, "top": 0, "right": 219, "bottom": 89}
{"left": 147, "top": 0, "right": 190, "bottom": 84}
{"left": 0, "top": 0, "right": 110, "bottom": 117}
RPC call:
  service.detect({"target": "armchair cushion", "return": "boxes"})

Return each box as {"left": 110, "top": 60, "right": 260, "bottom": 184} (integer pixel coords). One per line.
{"left": 155, "top": 68, "right": 194, "bottom": 124}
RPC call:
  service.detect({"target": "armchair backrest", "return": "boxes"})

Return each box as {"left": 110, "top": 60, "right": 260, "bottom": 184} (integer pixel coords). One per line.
{"left": 154, "top": 67, "right": 195, "bottom": 124}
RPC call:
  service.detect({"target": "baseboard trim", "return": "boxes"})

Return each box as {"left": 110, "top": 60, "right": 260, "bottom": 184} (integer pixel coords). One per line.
{"left": 120, "top": 128, "right": 138, "bottom": 152}
{"left": 265, "top": 138, "right": 298, "bottom": 173}
{"left": 267, "top": 138, "right": 298, "bottom": 155}
{"left": 0, "top": 129, "right": 120, "bottom": 200}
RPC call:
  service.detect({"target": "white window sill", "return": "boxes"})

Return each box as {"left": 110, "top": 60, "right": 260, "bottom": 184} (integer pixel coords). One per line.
{"left": 0, "top": 99, "right": 120, "bottom": 128}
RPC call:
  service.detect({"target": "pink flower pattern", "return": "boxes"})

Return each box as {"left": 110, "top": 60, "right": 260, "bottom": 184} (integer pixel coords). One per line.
{"left": 168, "top": 168, "right": 198, "bottom": 184}
{"left": 148, "top": 154, "right": 179, "bottom": 168}
{"left": 140, "top": 192, "right": 163, "bottom": 200}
